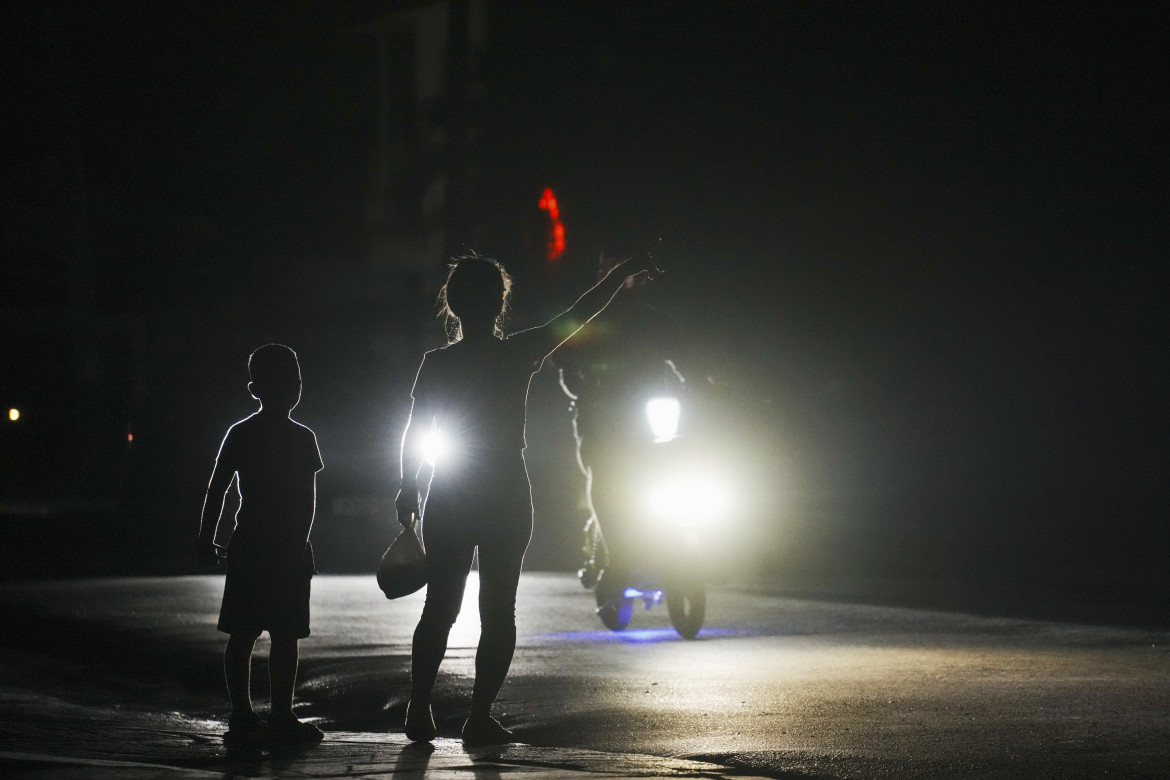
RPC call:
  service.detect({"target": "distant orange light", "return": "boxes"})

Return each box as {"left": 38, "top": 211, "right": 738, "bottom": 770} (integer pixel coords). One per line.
{"left": 127, "top": 433, "right": 134, "bottom": 443}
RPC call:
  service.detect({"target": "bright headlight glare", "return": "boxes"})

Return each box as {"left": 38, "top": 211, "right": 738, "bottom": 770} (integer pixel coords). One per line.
{"left": 646, "top": 397, "right": 680, "bottom": 441}
{"left": 421, "top": 429, "right": 449, "bottom": 466}
{"left": 645, "top": 475, "right": 732, "bottom": 523}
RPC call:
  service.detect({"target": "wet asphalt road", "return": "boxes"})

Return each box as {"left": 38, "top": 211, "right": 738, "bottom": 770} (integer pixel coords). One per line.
{"left": 1, "top": 573, "right": 1169, "bottom": 778}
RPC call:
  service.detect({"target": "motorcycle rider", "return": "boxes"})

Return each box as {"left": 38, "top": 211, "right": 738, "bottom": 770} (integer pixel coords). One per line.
{"left": 554, "top": 252, "right": 689, "bottom": 603}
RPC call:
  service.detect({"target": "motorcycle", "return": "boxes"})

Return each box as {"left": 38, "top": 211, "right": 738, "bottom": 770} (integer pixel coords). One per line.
{"left": 579, "top": 396, "right": 734, "bottom": 639}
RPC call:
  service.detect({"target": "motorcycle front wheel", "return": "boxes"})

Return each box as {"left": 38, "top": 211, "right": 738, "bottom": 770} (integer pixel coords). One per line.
{"left": 666, "top": 580, "right": 706, "bottom": 639}
{"left": 595, "top": 584, "right": 633, "bottom": 630}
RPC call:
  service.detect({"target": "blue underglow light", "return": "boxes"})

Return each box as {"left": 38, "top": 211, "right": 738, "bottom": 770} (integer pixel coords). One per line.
{"left": 537, "top": 627, "right": 743, "bottom": 644}
{"left": 619, "top": 588, "right": 664, "bottom": 608}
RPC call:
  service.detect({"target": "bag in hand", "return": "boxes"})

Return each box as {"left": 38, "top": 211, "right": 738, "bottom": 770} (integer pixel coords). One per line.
{"left": 377, "top": 521, "right": 427, "bottom": 599}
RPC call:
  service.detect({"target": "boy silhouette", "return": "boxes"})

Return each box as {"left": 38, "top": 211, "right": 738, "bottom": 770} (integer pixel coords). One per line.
{"left": 198, "top": 343, "right": 325, "bottom": 746}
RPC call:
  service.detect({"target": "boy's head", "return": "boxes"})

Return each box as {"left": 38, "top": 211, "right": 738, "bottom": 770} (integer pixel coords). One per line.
{"left": 248, "top": 343, "right": 302, "bottom": 411}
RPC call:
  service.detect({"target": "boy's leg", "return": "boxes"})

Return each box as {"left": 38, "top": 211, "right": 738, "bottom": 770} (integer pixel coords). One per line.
{"left": 224, "top": 630, "right": 262, "bottom": 717}
{"left": 267, "top": 632, "right": 324, "bottom": 743}
{"left": 268, "top": 633, "right": 299, "bottom": 720}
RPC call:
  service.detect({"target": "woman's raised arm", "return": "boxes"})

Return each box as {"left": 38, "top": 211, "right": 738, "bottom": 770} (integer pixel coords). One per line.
{"left": 509, "top": 255, "right": 659, "bottom": 363}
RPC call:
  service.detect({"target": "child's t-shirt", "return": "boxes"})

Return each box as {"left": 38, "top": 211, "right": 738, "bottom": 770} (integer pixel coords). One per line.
{"left": 214, "top": 412, "right": 324, "bottom": 564}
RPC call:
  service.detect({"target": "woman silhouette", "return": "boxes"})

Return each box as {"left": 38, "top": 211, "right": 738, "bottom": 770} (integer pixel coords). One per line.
{"left": 396, "top": 254, "right": 655, "bottom": 746}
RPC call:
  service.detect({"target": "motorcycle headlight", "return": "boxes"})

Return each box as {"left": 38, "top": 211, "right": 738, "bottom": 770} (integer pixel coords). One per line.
{"left": 645, "top": 397, "right": 680, "bottom": 442}
{"left": 420, "top": 428, "right": 450, "bottom": 466}
{"left": 644, "top": 472, "right": 732, "bottom": 525}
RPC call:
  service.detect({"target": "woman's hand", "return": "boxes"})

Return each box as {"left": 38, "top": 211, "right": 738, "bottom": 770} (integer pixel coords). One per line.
{"left": 395, "top": 485, "right": 420, "bottom": 528}
{"left": 196, "top": 537, "right": 223, "bottom": 571}
{"left": 623, "top": 251, "right": 663, "bottom": 284}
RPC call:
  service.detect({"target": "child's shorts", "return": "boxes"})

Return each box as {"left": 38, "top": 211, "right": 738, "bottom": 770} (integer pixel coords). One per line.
{"left": 217, "top": 544, "right": 314, "bottom": 639}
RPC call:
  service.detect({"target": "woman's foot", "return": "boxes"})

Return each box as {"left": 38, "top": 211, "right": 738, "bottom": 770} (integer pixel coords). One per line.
{"left": 404, "top": 701, "right": 437, "bottom": 742}
{"left": 461, "top": 714, "right": 513, "bottom": 747}
{"left": 268, "top": 713, "right": 324, "bottom": 745}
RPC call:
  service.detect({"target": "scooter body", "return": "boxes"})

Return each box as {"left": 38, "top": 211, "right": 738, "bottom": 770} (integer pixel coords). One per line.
{"left": 583, "top": 398, "right": 732, "bottom": 639}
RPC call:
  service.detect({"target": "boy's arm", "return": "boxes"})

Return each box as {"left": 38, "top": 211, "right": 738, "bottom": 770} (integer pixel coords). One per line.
{"left": 197, "top": 459, "right": 233, "bottom": 566}
{"left": 510, "top": 255, "right": 659, "bottom": 364}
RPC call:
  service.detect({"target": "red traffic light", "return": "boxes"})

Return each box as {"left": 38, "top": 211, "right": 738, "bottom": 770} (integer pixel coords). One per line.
{"left": 539, "top": 187, "right": 565, "bottom": 261}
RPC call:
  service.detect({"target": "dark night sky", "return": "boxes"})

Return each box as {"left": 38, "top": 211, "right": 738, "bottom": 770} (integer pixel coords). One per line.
{"left": 4, "top": 1, "right": 1168, "bottom": 583}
